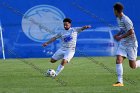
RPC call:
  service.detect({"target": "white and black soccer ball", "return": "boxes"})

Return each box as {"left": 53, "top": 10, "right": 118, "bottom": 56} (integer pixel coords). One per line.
{"left": 46, "top": 69, "right": 56, "bottom": 77}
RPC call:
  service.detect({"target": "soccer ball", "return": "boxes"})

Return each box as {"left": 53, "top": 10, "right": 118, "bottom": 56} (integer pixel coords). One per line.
{"left": 46, "top": 69, "right": 56, "bottom": 77}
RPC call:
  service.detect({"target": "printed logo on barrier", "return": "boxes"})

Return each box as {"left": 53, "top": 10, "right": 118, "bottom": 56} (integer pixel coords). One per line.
{"left": 22, "top": 5, "right": 65, "bottom": 42}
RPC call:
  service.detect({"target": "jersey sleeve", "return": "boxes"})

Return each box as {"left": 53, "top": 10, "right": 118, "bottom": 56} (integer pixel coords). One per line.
{"left": 124, "top": 17, "right": 134, "bottom": 32}
{"left": 74, "top": 27, "right": 83, "bottom": 33}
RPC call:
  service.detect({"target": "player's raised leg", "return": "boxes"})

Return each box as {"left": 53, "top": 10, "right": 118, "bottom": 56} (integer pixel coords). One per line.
{"left": 50, "top": 58, "right": 57, "bottom": 63}
{"left": 127, "top": 46, "right": 140, "bottom": 69}
{"left": 129, "top": 60, "right": 140, "bottom": 69}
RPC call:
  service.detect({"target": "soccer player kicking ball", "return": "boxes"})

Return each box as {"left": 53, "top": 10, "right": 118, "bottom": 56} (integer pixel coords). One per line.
{"left": 113, "top": 2, "right": 140, "bottom": 87}
{"left": 43, "top": 18, "right": 91, "bottom": 77}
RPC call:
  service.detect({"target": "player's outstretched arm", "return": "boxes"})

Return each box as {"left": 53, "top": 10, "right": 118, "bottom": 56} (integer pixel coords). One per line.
{"left": 42, "top": 37, "right": 57, "bottom": 47}
{"left": 81, "top": 25, "right": 91, "bottom": 30}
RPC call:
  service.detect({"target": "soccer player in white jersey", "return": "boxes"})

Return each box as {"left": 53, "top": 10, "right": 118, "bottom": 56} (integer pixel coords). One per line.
{"left": 43, "top": 18, "right": 91, "bottom": 77}
{"left": 113, "top": 2, "right": 140, "bottom": 86}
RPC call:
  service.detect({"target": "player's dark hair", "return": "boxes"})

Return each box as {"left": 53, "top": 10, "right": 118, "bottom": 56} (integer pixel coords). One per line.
{"left": 63, "top": 18, "right": 72, "bottom": 23}
{"left": 113, "top": 2, "right": 124, "bottom": 13}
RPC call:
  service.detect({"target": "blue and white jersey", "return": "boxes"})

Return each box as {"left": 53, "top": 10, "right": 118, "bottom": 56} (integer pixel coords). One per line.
{"left": 55, "top": 27, "right": 83, "bottom": 50}
{"left": 117, "top": 14, "right": 138, "bottom": 47}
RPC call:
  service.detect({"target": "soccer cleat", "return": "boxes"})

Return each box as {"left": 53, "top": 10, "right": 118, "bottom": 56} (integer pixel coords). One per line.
{"left": 113, "top": 82, "right": 124, "bottom": 87}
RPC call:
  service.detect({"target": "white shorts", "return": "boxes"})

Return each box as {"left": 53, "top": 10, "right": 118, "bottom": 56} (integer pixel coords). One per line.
{"left": 116, "top": 45, "right": 138, "bottom": 60}
{"left": 52, "top": 49, "right": 75, "bottom": 62}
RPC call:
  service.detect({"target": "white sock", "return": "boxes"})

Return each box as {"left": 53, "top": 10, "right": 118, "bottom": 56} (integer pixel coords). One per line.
{"left": 136, "top": 60, "right": 140, "bottom": 68}
{"left": 116, "top": 64, "right": 123, "bottom": 83}
{"left": 55, "top": 64, "right": 64, "bottom": 76}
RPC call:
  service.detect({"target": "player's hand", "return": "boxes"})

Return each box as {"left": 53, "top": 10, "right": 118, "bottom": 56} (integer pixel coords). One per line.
{"left": 114, "top": 35, "right": 122, "bottom": 41}
{"left": 42, "top": 42, "right": 49, "bottom": 47}
{"left": 81, "top": 25, "right": 91, "bottom": 30}
{"left": 84, "top": 25, "right": 91, "bottom": 29}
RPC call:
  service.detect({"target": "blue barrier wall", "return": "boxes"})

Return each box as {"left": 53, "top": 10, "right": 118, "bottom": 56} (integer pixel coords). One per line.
{"left": 0, "top": 0, "right": 140, "bottom": 58}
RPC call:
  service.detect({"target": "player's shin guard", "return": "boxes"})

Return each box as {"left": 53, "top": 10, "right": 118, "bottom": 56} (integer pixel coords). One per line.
{"left": 55, "top": 64, "right": 64, "bottom": 76}
{"left": 116, "top": 64, "right": 123, "bottom": 83}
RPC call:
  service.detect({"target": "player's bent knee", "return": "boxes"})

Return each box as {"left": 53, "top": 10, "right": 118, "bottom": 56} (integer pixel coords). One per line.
{"left": 129, "top": 64, "right": 136, "bottom": 69}
{"left": 116, "top": 56, "right": 124, "bottom": 64}
{"left": 50, "top": 58, "right": 57, "bottom": 63}
{"left": 61, "top": 59, "right": 68, "bottom": 66}
{"left": 116, "top": 60, "right": 122, "bottom": 64}
{"left": 129, "top": 60, "right": 137, "bottom": 69}
{"left": 130, "top": 65, "right": 136, "bottom": 69}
